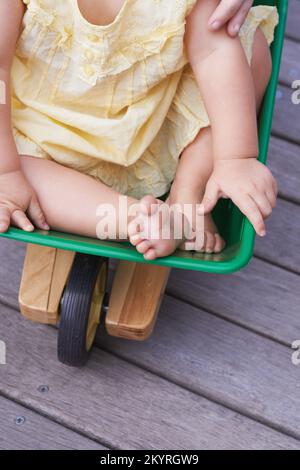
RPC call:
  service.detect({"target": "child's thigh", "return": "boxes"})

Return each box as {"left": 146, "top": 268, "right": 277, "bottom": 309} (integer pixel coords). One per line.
{"left": 251, "top": 28, "right": 272, "bottom": 108}
{"left": 20, "top": 155, "right": 123, "bottom": 237}
{"left": 252, "top": 28, "right": 272, "bottom": 76}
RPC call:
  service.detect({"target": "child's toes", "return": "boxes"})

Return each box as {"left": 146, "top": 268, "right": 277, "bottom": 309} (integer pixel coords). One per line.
{"left": 140, "top": 195, "right": 160, "bottom": 216}
{"left": 128, "top": 217, "right": 144, "bottom": 243}
{"left": 136, "top": 240, "right": 151, "bottom": 254}
{"left": 214, "top": 233, "right": 225, "bottom": 253}
{"left": 129, "top": 233, "right": 144, "bottom": 246}
{"left": 127, "top": 220, "right": 136, "bottom": 238}
{"left": 204, "top": 232, "right": 215, "bottom": 253}
{"left": 179, "top": 238, "right": 196, "bottom": 251}
{"left": 143, "top": 248, "right": 157, "bottom": 261}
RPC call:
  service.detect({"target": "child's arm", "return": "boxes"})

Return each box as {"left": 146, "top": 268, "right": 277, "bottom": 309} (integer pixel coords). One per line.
{"left": 0, "top": 1, "right": 25, "bottom": 174}
{"left": 186, "top": 0, "right": 258, "bottom": 161}
{"left": 185, "top": 0, "right": 277, "bottom": 237}
{"left": 0, "top": 0, "right": 49, "bottom": 232}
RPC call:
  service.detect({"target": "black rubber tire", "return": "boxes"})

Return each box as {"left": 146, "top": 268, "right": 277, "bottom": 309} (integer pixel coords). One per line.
{"left": 57, "top": 253, "right": 108, "bottom": 366}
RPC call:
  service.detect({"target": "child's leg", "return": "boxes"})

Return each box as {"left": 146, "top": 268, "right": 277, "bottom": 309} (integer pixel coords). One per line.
{"left": 20, "top": 156, "right": 138, "bottom": 239}
{"left": 20, "top": 156, "right": 190, "bottom": 259}
{"left": 168, "top": 27, "right": 272, "bottom": 253}
{"left": 169, "top": 126, "right": 225, "bottom": 253}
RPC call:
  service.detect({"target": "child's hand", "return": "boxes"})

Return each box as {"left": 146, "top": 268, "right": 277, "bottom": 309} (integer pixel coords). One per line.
{"left": 209, "top": 0, "right": 253, "bottom": 36}
{"left": 0, "top": 169, "right": 49, "bottom": 233}
{"left": 201, "top": 158, "right": 277, "bottom": 236}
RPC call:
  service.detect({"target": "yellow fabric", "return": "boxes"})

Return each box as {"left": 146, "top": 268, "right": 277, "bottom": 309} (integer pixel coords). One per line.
{"left": 12, "top": 0, "right": 278, "bottom": 198}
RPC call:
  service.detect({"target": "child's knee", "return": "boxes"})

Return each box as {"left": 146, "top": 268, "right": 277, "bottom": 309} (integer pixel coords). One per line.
{"left": 252, "top": 28, "right": 272, "bottom": 87}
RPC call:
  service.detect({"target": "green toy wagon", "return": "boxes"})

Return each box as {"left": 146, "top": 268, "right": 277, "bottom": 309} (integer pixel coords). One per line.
{"left": 0, "top": 0, "right": 288, "bottom": 366}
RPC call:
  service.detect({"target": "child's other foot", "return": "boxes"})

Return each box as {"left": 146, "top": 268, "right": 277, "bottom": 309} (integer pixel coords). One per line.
{"left": 128, "top": 195, "right": 190, "bottom": 261}
{"left": 181, "top": 213, "right": 225, "bottom": 253}
{"left": 168, "top": 190, "right": 225, "bottom": 254}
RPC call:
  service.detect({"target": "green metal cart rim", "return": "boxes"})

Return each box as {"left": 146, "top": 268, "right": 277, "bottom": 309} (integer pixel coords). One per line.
{"left": 0, "top": 223, "right": 255, "bottom": 274}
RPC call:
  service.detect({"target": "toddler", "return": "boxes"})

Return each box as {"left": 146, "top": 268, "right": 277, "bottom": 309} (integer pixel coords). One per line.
{"left": 0, "top": 0, "right": 278, "bottom": 260}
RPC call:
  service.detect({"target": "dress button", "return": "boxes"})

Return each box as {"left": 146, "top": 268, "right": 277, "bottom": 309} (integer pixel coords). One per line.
{"left": 85, "top": 49, "right": 95, "bottom": 61}
{"left": 84, "top": 64, "right": 95, "bottom": 77}
{"left": 87, "top": 33, "right": 101, "bottom": 42}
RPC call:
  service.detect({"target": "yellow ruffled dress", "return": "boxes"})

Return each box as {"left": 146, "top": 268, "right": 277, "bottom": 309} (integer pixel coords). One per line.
{"left": 12, "top": 0, "right": 278, "bottom": 198}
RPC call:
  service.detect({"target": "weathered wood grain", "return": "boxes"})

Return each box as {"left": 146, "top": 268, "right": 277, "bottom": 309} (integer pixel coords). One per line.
{"left": 0, "top": 396, "right": 105, "bottom": 450}
{"left": 286, "top": 0, "right": 300, "bottom": 41}
{"left": 167, "top": 257, "right": 300, "bottom": 345}
{"left": 279, "top": 38, "right": 300, "bottom": 86}
{"left": 106, "top": 261, "right": 170, "bottom": 340}
{"left": 0, "top": 302, "right": 298, "bottom": 450}
{"left": 272, "top": 84, "right": 300, "bottom": 145}
{"left": 98, "top": 295, "right": 300, "bottom": 440}
{"left": 0, "top": 239, "right": 25, "bottom": 310}
{"left": 255, "top": 198, "right": 300, "bottom": 273}
{"left": 268, "top": 136, "right": 300, "bottom": 204}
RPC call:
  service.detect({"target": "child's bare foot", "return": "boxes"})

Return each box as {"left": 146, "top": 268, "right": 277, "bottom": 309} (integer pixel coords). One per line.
{"left": 168, "top": 189, "right": 225, "bottom": 254}
{"left": 128, "top": 195, "right": 191, "bottom": 261}
{"left": 182, "top": 212, "right": 225, "bottom": 253}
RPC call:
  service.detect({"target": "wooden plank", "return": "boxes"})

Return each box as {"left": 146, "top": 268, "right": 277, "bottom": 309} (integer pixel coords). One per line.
{"left": 0, "top": 396, "right": 105, "bottom": 450}
{"left": 279, "top": 38, "right": 300, "bottom": 86}
{"left": 99, "top": 295, "right": 300, "bottom": 440}
{"left": 0, "top": 239, "right": 25, "bottom": 309}
{"left": 0, "top": 303, "right": 298, "bottom": 449}
{"left": 286, "top": 0, "right": 300, "bottom": 41}
{"left": 268, "top": 136, "right": 300, "bottom": 204}
{"left": 272, "top": 84, "right": 300, "bottom": 145}
{"left": 19, "top": 245, "right": 75, "bottom": 325}
{"left": 47, "top": 249, "right": 76, "bottom": 317}
{"left": 106, "top": 261, "right": 170, "bottom": 340}
{"left": 19, "top": 245, "right": 58, "bottom": 324}
{"left": 255, "top": 198, "right": 300, "bottom": 273}
{"left": 167, "top": 257, "right": 300, "bottom": 345}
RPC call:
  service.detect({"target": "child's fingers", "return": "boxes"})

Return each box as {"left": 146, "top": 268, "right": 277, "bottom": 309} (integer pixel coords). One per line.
{"left": 11, "top": 209, "right": 34, "bottom": 232}
{"left": 28, "top": 195, "right": 50, "bottom": 230}
{"left": 0, "top": 206, "right": 11, "bottom": 232}
{"left": 232, "top": 192, "right": 266, "bottom": 236}
{"left": 272, "top": 177, "right": 278, "bottom": 197}
{"left": 227, "top": 0, "right": 253, "bottom": 36}
{"left": 265, "top": 188, "right": 277, "bottom": 210}
{"left": 200, "top": 179, "right": 220, "bottom": 214}
{"left": 250, "top": 192, "right": 273, "bottom": 219}
{"left": 208, "top": 0, "right": 243, "bottom": 30}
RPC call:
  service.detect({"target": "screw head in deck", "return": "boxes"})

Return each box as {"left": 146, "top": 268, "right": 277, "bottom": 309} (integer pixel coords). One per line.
{"left": 14, "top": 416, "right": 26, "bottom": 426}
{"left": 37, "top": 385, "right": 49, "bottom": 394}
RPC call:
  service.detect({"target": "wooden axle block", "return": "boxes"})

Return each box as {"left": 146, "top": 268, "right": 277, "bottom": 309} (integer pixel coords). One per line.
{"left": 19, "top": 244, "right": 75, "bottom": 325}
{"left": 106, "top": 261, "right": 170, "bottom": 340}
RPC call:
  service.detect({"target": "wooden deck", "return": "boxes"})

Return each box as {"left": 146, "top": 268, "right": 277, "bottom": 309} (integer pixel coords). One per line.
{"left": 0, "top": 1, "right": 300, "bottom": 450}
